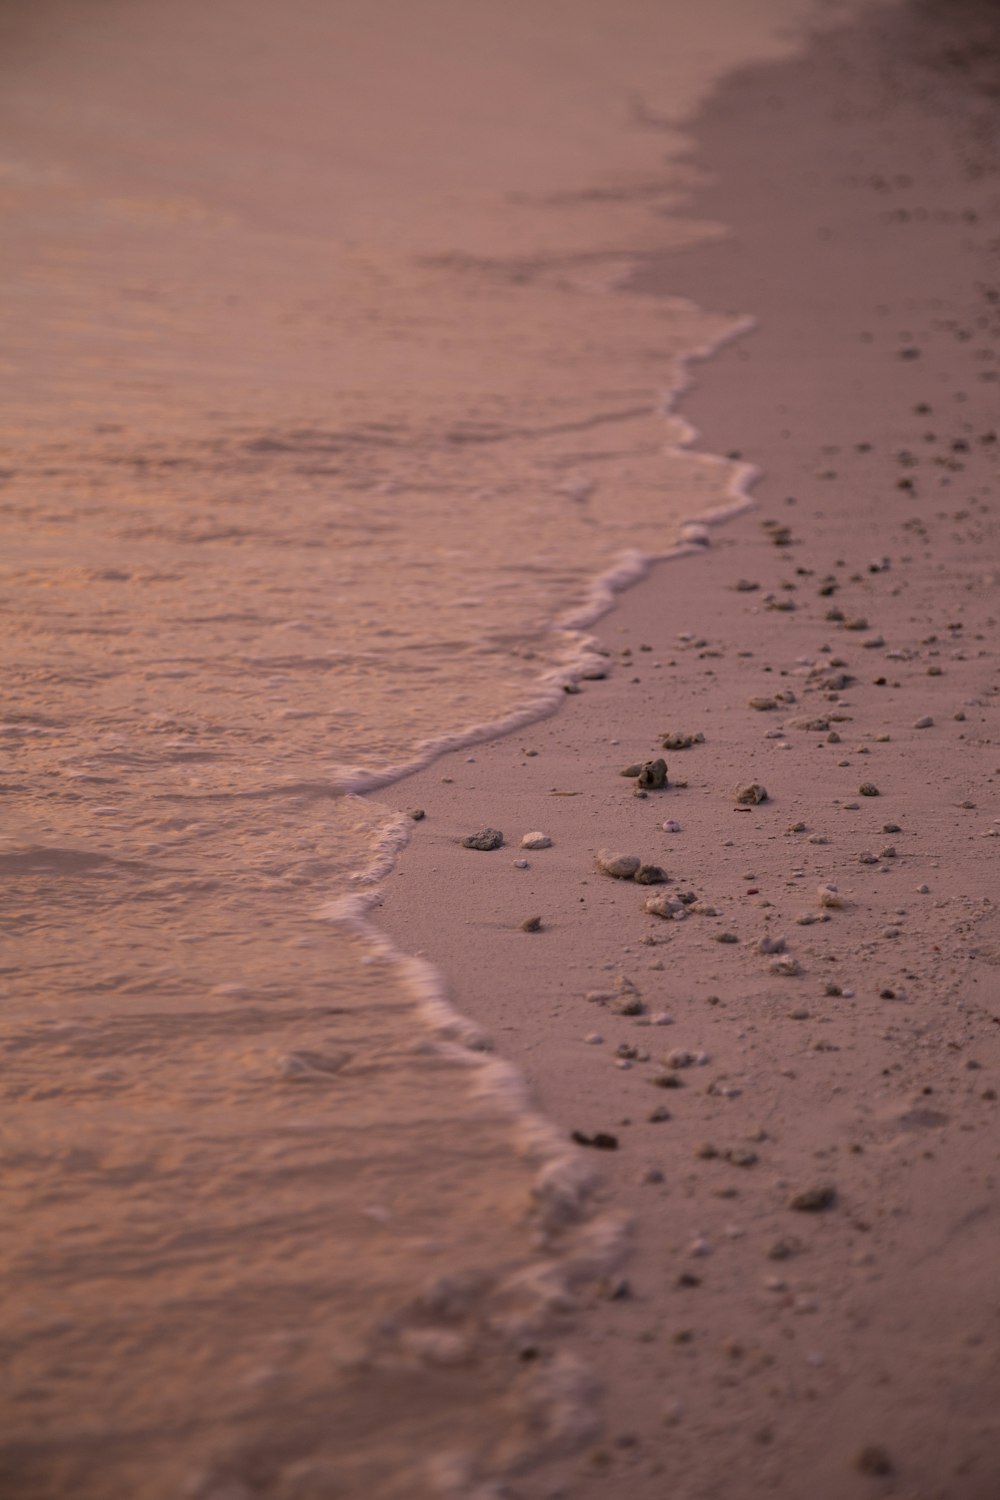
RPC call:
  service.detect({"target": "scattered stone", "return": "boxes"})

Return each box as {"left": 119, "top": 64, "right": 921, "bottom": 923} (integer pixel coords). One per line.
{"left": 620, "top": 763, "right": 644, "bottom": 778}
{"left": 768, "top": 1236, "right": 804, "bottom": 1261}
{"left": 734, "top": 783, "right": 768, "bottom": 805}
{"left": 644, "top": 894, "right": 684, "bottom": 920}
{"left": 916, "top": 882, "right": 929, "bottom": 894}
{"left": 787, "top": 821, "right": 807, "bottom": 833}
{"left": 879, "top": 846, "right": 897, "bottom": 859}
{"left": 756, "top": 934, "right": 787, "bottom": 955}
{"left": 584, "top": 1033, "right": 604, "bottom": 1045}
{"left": 749, "top": 696, "right": 778, "bottom": 711}
{"left": 652, "top": 1073, "right": 684, "bottom": 1090}
{"left": 597, "top": 850, "right": 641, "bottom": 879}
{"left": 661, "top": 731, "right": 704, "bottom": 750}
{"left": 724, "top": 1147, "right": 758, "bottom": 1168}
{"left": 735, "top": 578, "right": 760, "bottom": 591}
{"left": 667, "top": 1049, "right": 698, "bottom": 1069}
{"left": 462, "top": 828, "right": 503, "bottom": 850}
{"left": 571, "top": 1130, "right": 619, "bottom": 1151}
{"left": 520, "top": 831, "right": 552, "bottom": 850}
{"left": 513, "top": 858, "right": 529, "bottom": 869}
{"left": 648, "top": 1105, "right": 672, "bottom": 1122}
{"left": 662, "top": 819, "right": 682, "bottom": 833}
{"left": 790, "top": 717, "right": 830, "bottom": 732}
{"left": 770, "top": 956, "right": 801, "bottom": 976}
{"left": 715, "top": 931, "right": 739, "bottom": 944}
{"left": 882, "top": 821, "right": 901, "bottom": 834}
{"left": 855, "top": 1446, "right": 894, "bottom": 1478}
{"left": 859, "top": 783, "right": 880, "bottom": 797}
{"left": 789, "top": 1185, "right": 836, "bottom": 1212}
{"left": 808, "top": 834, "right": 830, "bottom": 845}
{"left": 520, "top": 915, "right": 543, "bottom": 933}
{"left": 858, "top": 850, "right": 878, "bottom": 865}
{"left": 637, "top": 758, "right": 668, "bottom": 790}
{"left": 409, "top": 808, "right": 426, "bottom": 821}
{"left": 634, "top": 863, "right": 668, "bottom": 885}
{"left": 913, "top": 715, "right": 934, "bottom": 729}
{"left": 817, "top": 885, "right": 846, "bottom": 909}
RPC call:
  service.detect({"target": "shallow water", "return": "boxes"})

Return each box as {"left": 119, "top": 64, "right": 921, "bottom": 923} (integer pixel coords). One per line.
{"left": 1, "top": 1, "right": 822, "bottom": 1492}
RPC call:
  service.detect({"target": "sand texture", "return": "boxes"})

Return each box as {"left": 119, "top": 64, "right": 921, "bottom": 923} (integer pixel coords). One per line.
{"left": 377, "top": 6, "right": 1000, "bottom": 1496}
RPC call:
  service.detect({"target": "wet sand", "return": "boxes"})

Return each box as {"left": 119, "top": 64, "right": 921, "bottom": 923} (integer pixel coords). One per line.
{"left": 377, "top": 5, "right": 1000, "bottom": 1496}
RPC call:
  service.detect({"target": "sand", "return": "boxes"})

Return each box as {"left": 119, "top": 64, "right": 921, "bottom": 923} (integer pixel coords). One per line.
{"left": 376, "top": 5, "right": 1000, "bottom": 1496}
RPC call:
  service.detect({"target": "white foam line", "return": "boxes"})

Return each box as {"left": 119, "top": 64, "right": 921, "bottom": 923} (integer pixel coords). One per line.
{"left": 334, "top": 307, "right": 759, "bottom": 797}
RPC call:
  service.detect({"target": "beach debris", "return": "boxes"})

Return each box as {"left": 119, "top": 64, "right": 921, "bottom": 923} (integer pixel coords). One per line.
{"left": 520, "top": 915, "right": 543, "bottom": 933}
{"left": 596, "top": 849, "right": 641, "bottom": 879}
{"left": 462, "top": 828, "right": 503, "bottom": 850}
{"left": 755, "top": 934, "right": 786, "bottom": 955}
{"left": 734, "top": 782, "right": 768, "bottom": 805}
{"left": 520, "top": 831, "right": 552, "bottom": 850}
{"left": 855, "top": 1447, "right": 894, "bottom": 1477}
{"left": 634, "top": 863, "right": 668, "bottom": 885}
{"left": 817, "top": 884, "right": 846, "bottom": 909}
{"left": 644, "top": 894, "right": 684, "bottom": 919}
{"left": 637, "top": 758, "right": 668, "bottom": 790}
{"left": 859, "top": 782, "right": 880, "bottom": 797}
{"left": 571, "top": 1130, "right": 618, "bottom": 1151}
{"left": 660, "top": 731, "right": 704, "bottom": 750}
{"left": 788, "top": 1185, "right": 836, "bottom": 1212}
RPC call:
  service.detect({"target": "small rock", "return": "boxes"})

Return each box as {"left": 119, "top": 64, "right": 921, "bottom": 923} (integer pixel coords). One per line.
{"left": 520, "top": 915, "right": 543, "bottom": 932}
{"left": 882, "top": 821, "right": 901, "bottom": 834}
{"left": 634, "top": 863, "right": 668, "bottom": 885}
{"left": 855, "top": 1446, "right": 893, "bottom": 1477}
{"left": 584, "top": 1033, "right": 604, "bottom": 1045}
{"left": 597, "top": 850, "right": 641, "bottom": 879}
{"left": 858, "top": 850, "right": 878, "bottom": 865}
{"left": 662, "top": 818, "right": 682, "bottom": 833}
{"left": 817, "top": 885, "right": 846, "bottom": 909}
{"left": 756, "top": 934, "right": 786, "bottom": 955}
{"left": 520, "top": 831, "right": 552, "bottom": 850}
{"left": 660, "top": 731, "right": 704, "bottom": 750}
{"left": 859, "top": 783, "right": 880, "bottom": 797}
{"left": 748, "top": 696, "right": 778, "bottom": 711}
{"left": 913, "top": 715, "right": 934, "bottom": 729}
{"left": 916, "top": 882, "right": 929, "bottom": 894}
{"left": 513, "top": 858, "right": 530, "bottom": 868}
{"left": 770, "top": 956, "right": 801, "bottom": 976}
{"left": 879, "top": 846, "right": 897, "bottom": 859}
{"left": 648, "top": 1105, "right": 672, "bottom": 1122}
{"left": 644, "top": 894, "right": 683, "bottom": 919}
{"left": 734, "top": 782, "right": 768, "bottom": 805}
{"left": 620, "top": 762, "right": 644, "bottom": 777}
{"left": 715, "top": 931, "right": 739, "bottom": 944}
{"left": 789, "top": 1185, "right": 836, "bottom": 1212}
{"left": 637, "top": 758, "right": 668, "bottom": 790}
{"left": 787, "top": 821, "right": 806, "bottom": 833}
{"left": 409, "top": 808, "right": 426, "bottom": 821}
{"left": 571, "top": 1130, "right": 618, "bottom": 1151}
{"left": 462, "top": 828, "right": 503, "bottom": 850}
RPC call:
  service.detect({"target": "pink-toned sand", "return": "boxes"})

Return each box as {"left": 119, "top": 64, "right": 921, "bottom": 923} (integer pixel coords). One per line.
{"left": 377, "top": 7, "right": 1000, "bottom": 1497}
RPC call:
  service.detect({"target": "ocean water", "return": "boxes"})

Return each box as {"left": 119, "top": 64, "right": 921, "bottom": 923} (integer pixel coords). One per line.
{"left": 0, "top": 1, "right": 821, "bottom": 1494}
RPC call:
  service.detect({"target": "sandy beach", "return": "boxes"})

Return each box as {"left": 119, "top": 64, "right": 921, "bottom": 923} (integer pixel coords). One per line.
{"left": 377, "top": 5, "right": 1000, "bottom": 1496}
{"left": 3, "top": 1, "right": 999, "bottom": 1497}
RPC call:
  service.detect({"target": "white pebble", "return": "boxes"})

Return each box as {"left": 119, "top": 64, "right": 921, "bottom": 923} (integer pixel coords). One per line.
{"left": 513, "top": 858, "right": 529, "bottom": 869}
{"left": 662, "top": 819, "right": 682, "bottom": 833}
{"left": 520, "top": 831, "right": 552, "bottom": 850}
{"left": 916, "top": 883, "right": 930, "bottom": 894}
{"left": 584, "top": 1033, "right": 604, "bottom": 1045}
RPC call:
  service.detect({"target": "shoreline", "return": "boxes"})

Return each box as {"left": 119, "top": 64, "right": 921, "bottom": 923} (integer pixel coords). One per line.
{"left": 373, "top": 5, "right": 1000, "bottom": 1496}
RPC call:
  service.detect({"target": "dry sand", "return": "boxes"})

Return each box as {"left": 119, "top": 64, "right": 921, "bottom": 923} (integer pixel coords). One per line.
{"left": 377, "top": 6, "right": 1000, "bottom": 1497}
